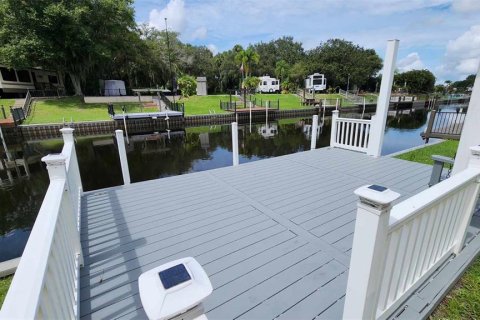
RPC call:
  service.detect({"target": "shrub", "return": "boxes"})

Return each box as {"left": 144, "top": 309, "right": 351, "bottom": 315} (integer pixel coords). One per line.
{"left": 178, "top": 75, "right": 197, "bottom": 97}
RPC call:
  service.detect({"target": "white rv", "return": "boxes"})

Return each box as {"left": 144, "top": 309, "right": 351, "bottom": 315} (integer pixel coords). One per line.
{"left": 305, "top": 73, "right": 327, "bottom": 92}
{"left": 257, "top": 76, "right": 280, "bottom": 93}
{"left": 0, "top": 66, "right": 64, "bottom": 96}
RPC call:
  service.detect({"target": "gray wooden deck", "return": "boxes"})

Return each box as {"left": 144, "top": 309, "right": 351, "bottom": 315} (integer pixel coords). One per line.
{"left": 78, "top": 147, "right": 449, "bottom": 319}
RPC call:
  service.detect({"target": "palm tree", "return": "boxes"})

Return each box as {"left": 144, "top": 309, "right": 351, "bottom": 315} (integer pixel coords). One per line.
{"left": 275, "top": 60, "right": 290, "bottom": 84}
{"left": 235, "top": 47, "right": 260, "bottom": 77}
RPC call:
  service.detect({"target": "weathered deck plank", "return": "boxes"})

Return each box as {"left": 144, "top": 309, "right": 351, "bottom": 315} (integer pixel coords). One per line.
{"left": 79, "top": 146, "right": 453, "bottom": 319}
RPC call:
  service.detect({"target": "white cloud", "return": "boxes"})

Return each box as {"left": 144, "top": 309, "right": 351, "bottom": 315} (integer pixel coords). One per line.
{"left": 397, "top": 52, "right": 425, "bottom": 72}
{"left": 438, "top": 25, "right": 480, "bottom": 79}
{"left": 149, "top": 0, "right": 186, "bottom": 32}
{"left": 207, "top": 44, "right": 218, "bottom": 55}
{"left": 191, "top": 26, "right": 208, "bottom": 40}
{"left": 452, "top": 0, "right": 480, "bottom": 12}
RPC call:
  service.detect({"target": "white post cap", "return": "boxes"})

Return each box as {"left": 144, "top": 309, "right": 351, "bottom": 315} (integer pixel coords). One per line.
{"left": 41, "top": 154, "right": 67, "bottom": 180}
{"left": 354, "top": 185, "right": 401, "bottom": 211}
{"left": 470, "top": 146, "right": 480, "bottom": 157}
{"left": 138, "top": 257, "right": 212, "bottom": 320}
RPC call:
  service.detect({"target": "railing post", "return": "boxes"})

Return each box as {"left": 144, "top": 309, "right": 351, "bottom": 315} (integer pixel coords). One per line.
{"left": 232, "top": 122, "right": 239, "bottom": 166}
{"left": 424, "top": 110, "right": 436, "bottom": 142}
{"left": 367, "top": 40, "right": 399, "bottom": 157}
{"left": 60, "top": 128, "right": 83, "bottom": 193}
{"left": 452, "top": 66, "right": 480, "bottom": 174}
{"left": 115, "top": 130, "right": 131, "bottom": 185}
{"left": 311, "top": 115, "right": 318, "bottom": 150}
{"left": 343, "top": 185, "right": 400, "bottom": 320}
{"left": 453, "top": 146, "right": 480, "bottom": 254}
{"left": 330, "top": 110, "right": 339, "bottom": 147}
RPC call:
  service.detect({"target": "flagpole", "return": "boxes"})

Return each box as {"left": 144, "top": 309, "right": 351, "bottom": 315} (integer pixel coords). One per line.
{"left": 165, "top": 18, "right": 175, "bottom": 106}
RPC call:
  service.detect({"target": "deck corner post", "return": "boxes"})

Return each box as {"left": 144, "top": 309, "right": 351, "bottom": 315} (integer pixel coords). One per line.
{"left": 343, "top": 185, "right": 400, "bottom": 320}
{"left": 60, "top": 127, "right": 74, "bottom": 143}
{"left": 330, "top": 110, "right": 339, "bottom": 147}
{"left": 311, "top": 115, "right": 319, "bottom": 150}
{"left": 367, "top": 40, "right": 399, "bottom": 158}
{"left": 60, "top": 127, "right": 83, "bottom": 194}
{"left": 452, "top": 66, "right": 480, "bottom": 174}
{"left": 452, "top": 146, "right": 480, "bottom": 254}
{"left": 115, "top": 129, "right": 131, "bottom": 185}
{"left": 232, "top": 122, "right": 239, "bottom": 166}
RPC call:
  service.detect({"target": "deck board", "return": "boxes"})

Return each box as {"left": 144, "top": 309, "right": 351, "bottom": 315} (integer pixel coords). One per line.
{"left": 79, "top": 146, "right": 444, "bottom": 319}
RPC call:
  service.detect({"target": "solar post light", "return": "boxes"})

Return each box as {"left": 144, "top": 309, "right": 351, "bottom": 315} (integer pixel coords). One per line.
{"left": 139, "top": 257, "right": 213, "bottom": 320}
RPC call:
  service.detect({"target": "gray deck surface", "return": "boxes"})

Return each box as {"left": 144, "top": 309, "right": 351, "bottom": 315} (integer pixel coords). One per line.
{"left": 78, "top": 147, "right": 440, "bottom": 319}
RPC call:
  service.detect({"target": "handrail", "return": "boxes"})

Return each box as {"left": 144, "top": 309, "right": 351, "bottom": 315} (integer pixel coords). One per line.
{"left": 1, "top": 128, "right": 83, "bottom": 319}
{"left": 389, "top": 167, "right": 480, "bottom": 230}
{"left": 22, "top": 90, "right": 32, "bottom": 116}
{"left": 343, "top": 146, "right": 480, "bottom": 320}
{"left": 330, "top": 111, "right": 372, "bottom": 153}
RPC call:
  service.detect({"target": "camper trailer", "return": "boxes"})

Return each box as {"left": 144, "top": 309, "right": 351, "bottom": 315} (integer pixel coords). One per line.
{"left": 305, "top": 73, "right": 327, "bottom": 92}
{"left": 0, "top": 66, "right": 64, "bottom": 96}
{"left": 257, "top": 76, "right": 280, "bottom": 93}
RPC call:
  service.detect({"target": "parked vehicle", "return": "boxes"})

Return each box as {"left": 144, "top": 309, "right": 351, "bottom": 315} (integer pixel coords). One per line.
{"left": 305, "top": 73, "right": 327, "bottom": 92}
{"left": 0, "top": 66, "right": 64, "bottom": 96}
{"left": 257, "top": 75, "right": 280, "bottom": 93}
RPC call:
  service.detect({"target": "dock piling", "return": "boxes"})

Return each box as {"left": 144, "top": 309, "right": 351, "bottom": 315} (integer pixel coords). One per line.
{"left": 311, "top": 115, "right": 319, "bottom": 150}
{"left": 115, "top": 129, "right": 131, "bottom": 185}
{"left": 231, "top": 122, "right": 239, "bottom": 166}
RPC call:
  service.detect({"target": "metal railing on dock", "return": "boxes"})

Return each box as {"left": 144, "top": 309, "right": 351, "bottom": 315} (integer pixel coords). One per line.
{"left": 423, "top": 110, "right": 466, "bottom": 141}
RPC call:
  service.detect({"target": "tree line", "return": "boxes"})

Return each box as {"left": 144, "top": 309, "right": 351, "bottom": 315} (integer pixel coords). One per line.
{"left": 0, "top": 0, "right": 451, "bottom": 96}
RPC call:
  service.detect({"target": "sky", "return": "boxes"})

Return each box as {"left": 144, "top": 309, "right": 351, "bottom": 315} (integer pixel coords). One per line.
{"left": 134, "top": 0, "right": 480, "bottom": 83}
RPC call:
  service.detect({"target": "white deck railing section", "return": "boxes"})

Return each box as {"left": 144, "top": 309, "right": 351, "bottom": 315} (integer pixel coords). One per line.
{"left": 343, "top": 146, "right": 480, "bottom": 320}
{"left": 330, "top": 110, "right": 373, "bottom": 153}
{"left": 1, "top": 128, "right": 83, "bottom": 320}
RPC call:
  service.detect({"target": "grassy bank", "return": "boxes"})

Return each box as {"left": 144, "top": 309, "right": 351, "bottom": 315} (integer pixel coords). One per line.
{"left": 430, "top": 258, "right": 480, "bottom": 319}
{"left": 395, "top": 140, "right": 480, "bottom": 319}
{"left": 395, "top": 140, "right": 459, "bottom": 165}
{"left": 179, "top": 95, "right": 234, "bottom": 115}
{"left": 250, "top": 93, "right": 303, "bottom": 109}
{"left": 0, "top": 275, "right": 12, "bottom": 308}
{"left": 26, "top": 97, "right": 145, "bottom": 124}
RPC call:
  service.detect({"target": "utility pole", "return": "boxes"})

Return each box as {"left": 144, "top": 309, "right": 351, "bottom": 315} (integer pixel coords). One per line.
{"left": 165, "top": 18, "right": 176, "bottom": 106}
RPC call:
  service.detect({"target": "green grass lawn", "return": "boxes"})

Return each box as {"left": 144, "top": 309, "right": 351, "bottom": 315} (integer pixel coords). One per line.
{"left": 0, "top": 275, "right": 12, "bottom": 308}
{"left": 430, "top": 258, "right": 480, "bottom": 319}
{"left": 394, "top": 140, "right": 459, "bottom": 165}
{"left": 178, "top": 95, "right": 235, "bottom": 115}
{"left": 0, "top": 99, "right": 15, "bottom": 118}
{"left": 395, "top": 140, "right": 480, "bottom": 319}
{"left": 26, "top": 97, "right": 146, "bottom": 124}
{"left": 249, "top": 93, "right": 303, "bottom": 109}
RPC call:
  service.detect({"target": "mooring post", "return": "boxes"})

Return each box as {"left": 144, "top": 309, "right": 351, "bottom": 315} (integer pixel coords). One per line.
{"left": 231, "top": 122, "right": 239, "bottom": 166}
{"left": 249, "top": 101, "right": 252, "bottom": 133}
{"left": 311, "top": 115, "right": 319, "bottom": 150}
{"left": 115, "top": 130, "right": 131, "bottom": 185}
{"left": 330, "top": 110, "right": 339, "bottom": 147}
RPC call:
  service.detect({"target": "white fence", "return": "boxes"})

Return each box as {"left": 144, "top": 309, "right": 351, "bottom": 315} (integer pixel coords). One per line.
{"left": 1, "top": 128, "right": 83, "bottom": 319}
{"left": 343, "top": 146, "right": 480, "bottom": 320}
{"left": 330, "top": 110, "right": 372, "bottom": 153}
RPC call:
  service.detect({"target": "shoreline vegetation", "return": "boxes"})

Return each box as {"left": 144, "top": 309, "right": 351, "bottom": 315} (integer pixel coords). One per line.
{"left": 395, "top": 140, "right": 480, "bottom": 319}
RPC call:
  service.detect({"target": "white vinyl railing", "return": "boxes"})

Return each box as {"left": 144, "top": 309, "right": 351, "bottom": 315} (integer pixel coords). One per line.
{"left": 330, "top": 110, "right": 373, "bottom": 153}
{"left": 343, "top": 146, "right": 480, "bottom": 320}
{"left": 1, "top": 128, "right": 83, "bottom": 320}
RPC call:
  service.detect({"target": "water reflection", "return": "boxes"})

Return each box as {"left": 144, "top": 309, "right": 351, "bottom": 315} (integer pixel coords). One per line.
{"left": 0, "top": 112, "right": 432, "bottom": 262}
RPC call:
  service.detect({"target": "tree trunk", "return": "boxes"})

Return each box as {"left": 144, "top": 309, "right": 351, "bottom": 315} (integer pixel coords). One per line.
{"left": 69, "top": 72, "right": 83, "bottom": 96}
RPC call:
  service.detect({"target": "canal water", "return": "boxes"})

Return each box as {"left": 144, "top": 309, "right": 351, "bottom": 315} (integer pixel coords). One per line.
{"left": 0, "top": 111, "right": 432, "bottom": 262}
